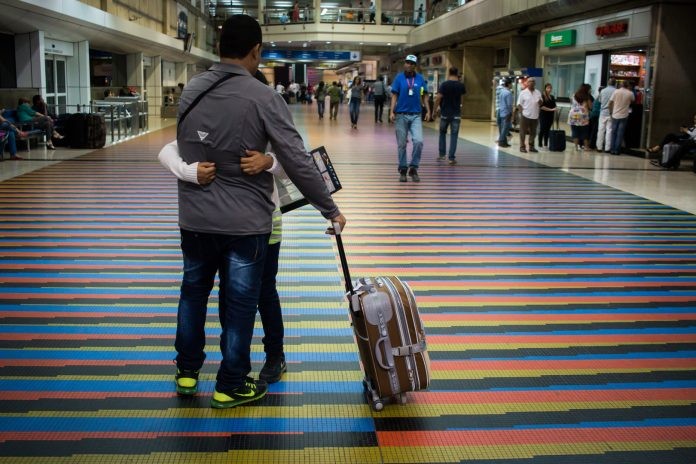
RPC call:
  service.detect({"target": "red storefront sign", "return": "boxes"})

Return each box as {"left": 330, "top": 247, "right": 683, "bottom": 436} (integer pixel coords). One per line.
{"left": 596, "top": 21, "right": 629, "bottom": 38}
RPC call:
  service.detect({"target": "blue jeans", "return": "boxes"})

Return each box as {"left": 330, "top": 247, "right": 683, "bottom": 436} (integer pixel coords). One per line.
{"left": 349, "top": 99, "right": 361, "bottom": 124}
{"left": 0, "top": 122, "right": 17, "bottom": 158}
{"left": 439, "top": 116, "right": 461, "bottom": 159}
{"left": 395, "top": 113, "right": 423, "bottom": 171}
{"left": 317, "top": 100, "right": 325, "bottom": 118}
{"left": 219, "top": 241, "right": 283, "bottom": 356}
{"left": 610, "top": 117, "right": 628, "bottom": 154}
{"left": 497, "top": 114, "right": 511, "bottom": 144}
{"left": 175, "top": 229, "right": 268, "bottom": 392}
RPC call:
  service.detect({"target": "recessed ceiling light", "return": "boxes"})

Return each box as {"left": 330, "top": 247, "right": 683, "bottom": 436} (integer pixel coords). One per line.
{"left": 387, "top": 43, "right": 391, "bottom": 45}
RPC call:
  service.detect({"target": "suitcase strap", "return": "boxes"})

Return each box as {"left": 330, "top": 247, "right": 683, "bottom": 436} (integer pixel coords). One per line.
{"left": 392, "top": 340, "right": 427, "bottom": 357}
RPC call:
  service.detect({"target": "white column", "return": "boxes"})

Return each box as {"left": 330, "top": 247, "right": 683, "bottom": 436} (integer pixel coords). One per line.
{"left": 147, "top": 56, "right": 163, "bottom": 117}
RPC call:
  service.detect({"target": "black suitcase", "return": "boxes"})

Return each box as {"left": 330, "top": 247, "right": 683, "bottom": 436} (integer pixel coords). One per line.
{"left": 549, "top": 129, "right": 566, "bottom": 151}
{"left": 66, "top": 113, "right": 106, "bottom": 149}
{"left": 549, "top": 108, "right": 566, "bottom": 152}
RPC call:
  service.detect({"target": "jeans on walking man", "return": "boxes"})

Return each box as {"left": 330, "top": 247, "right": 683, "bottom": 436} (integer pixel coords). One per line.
{"left": 433, "top": 67, "right": 466, "bottom": 164}
{"left": 390, "top": 54, "right": 430, "bottom": 182}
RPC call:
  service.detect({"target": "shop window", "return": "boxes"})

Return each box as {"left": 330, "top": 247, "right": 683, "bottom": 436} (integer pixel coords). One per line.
{"left": 544, "top": 54, "right": 584, "bottom": 101}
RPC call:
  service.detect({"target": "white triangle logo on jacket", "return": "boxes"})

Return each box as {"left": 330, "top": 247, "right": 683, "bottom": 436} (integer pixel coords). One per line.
{"left": 197, "top": 130, "right": 208, "bottom": 141}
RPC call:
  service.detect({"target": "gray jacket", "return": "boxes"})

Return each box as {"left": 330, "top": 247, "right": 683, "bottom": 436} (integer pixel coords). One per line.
{"left": 177, "top": 63, "right": 339, "bottom": 235}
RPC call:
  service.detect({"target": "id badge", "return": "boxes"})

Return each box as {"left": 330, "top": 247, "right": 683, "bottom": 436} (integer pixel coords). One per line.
{"left": 408, "top": 89, "right": 413, "bottom": 96}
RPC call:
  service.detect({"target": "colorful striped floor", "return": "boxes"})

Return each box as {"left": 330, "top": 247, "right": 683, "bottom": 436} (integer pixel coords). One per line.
{"left": 0, "top": 105, "right": 695, "bottom": 463}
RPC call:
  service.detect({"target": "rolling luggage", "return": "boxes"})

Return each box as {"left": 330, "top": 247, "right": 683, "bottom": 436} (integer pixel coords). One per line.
{"left": 661, "top": 142, "right": 680, "bottom": 169}
{"left": 67, "top": 113, "right": 106, "bottom": 149}
{"left": 334, "top": 224, "right": 430, "bottom": 411}
{"left": 549, "top": 108, "right": 566, "bottom": 152}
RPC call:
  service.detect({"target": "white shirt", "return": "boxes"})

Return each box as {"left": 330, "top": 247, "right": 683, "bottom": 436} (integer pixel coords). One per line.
{"left": 517, "top": 88, "right": 542, "bottom": 119}
{"left": 609, "top": 88, "right": 634, "bottom": 119}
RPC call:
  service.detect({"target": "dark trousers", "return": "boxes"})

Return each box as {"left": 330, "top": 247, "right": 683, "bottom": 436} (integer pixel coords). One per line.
{"left": 519, "top": 116, "right": 539, "bottom": 148}
{"left": 374, "top": 95, "right": 385, "bottom": 122}
{"left": 538, "top": 113, "right": 554, "bottom": 147}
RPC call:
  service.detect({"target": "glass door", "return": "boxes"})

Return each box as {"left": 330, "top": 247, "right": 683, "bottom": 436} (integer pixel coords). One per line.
{"left": 45, "top": 55, "right": 67, "bottom": 114}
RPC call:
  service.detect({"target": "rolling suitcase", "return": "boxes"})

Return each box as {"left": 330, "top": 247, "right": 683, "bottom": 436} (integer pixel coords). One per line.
{"left": 549, "top": 108, "right": 566, "bottom": 152}
{"left": 334, "top": 223, "right": 430, "bottom": 411}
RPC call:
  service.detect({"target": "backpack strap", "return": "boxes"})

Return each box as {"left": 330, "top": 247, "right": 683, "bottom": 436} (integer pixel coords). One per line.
{"left": 177, "top": 72, "right": 240, "bottom": 129}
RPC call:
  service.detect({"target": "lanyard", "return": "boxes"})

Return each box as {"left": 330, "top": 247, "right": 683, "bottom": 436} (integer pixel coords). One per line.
{"left": 406, "top": 76, "right": 415, "bottom": 92}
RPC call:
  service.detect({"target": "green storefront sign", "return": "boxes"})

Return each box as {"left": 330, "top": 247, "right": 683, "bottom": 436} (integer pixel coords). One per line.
{"left": 545, "top": 30, "right": 576, "bottom": 48}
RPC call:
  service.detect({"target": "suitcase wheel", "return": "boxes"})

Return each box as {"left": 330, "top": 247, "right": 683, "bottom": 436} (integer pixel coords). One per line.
{"left": 362, "top": 380, "right": 384, "bottom": 411}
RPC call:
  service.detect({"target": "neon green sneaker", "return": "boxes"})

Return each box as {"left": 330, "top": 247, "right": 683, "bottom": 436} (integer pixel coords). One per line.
{"left": 210, "top": 377, "right": 268, "bottom": 409}
{"left": 175, "top": 369, "right": 199, "bottom": 395}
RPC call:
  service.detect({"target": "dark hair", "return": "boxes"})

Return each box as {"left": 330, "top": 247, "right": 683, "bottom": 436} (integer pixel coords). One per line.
{"left": 219, "top": 15, "right": 262, "bottom": 59}
{"left": 574, "top": 83, "right": 591, "bottom": 104}
{"left": 448, "top": 67, "right": 458, "bottom": 76}
{"left": 103, "top": 89, "right": 112, "bottom": 98}
{"left": 32, "top": 95, "right": 42, "bottom": 105}
{"left": 18, "top": 97, "right": 30, "bottom": 105}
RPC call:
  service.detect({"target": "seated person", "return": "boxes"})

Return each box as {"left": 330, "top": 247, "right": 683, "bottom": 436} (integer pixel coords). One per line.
{"left": 32, "top": 95, "right": 56, "bottom": 121}
{"left": 647, "top": 113, "right": 696, "bottom": 153}
{"left": 104, "top": 89, "right": 114, "bottom": 99}
{"left": 17, "top": 97, "right": 63, "bottom": 150}
{"left": 0, "top": 111, "right": 28, "bottom": 160}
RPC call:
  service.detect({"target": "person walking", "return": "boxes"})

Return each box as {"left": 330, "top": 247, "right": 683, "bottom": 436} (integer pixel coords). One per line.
{"left": 173, "top": 14, "right": 346, "bottom": 409}
{"left": 513, "top": 77, "right": 542, "bottom": 153}
{"left": 372, "top": 78, "right": 387, "bottom": 123}
{"left": 390, "top": 54, "right": 430, "bottom": 182}
{"left": 315, "top": 81, "right": 327, "bottom": 120}
{"left": 496, "top": 79, "right": 512, "bottom": 148}
{"left": 433, "top": 66, "right": 466, "bottom": 165}
{"left": 608, "top": 81, "right": 635, "bottom": 155}
{"left": 596, "top": 79, "right": 616, "bottom": 152}
{"left": 348, "top": 76, "right": 363, "bottom": 129}
{"left": 328, "top": 81, "right": 341, "bottom": 120}
{"left": 538, "top": 83, "right": 556, "bottom": 149}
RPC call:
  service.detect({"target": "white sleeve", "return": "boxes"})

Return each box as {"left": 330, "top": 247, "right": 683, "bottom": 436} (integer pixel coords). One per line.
{"left": 157, "top": 140, "right": 199, "bottom": 184}
{"left": 266, "top": 151, "right": 289, "bottom": 181}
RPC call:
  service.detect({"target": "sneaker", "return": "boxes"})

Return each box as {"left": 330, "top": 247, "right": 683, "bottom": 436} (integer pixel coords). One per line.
{"left": 175, "top": 368, "right": 200, "bottom": 395}
{"left": 448, "top": 159, "right": 457, "bottom": 165}
{"left": 259, "top": 353, "right": 287, "bottom": 384}
{"left": 520, "top": 147, "right": 527, "bottom": 153}
{"left": 408, "top": 168, "right": 420, "bottom": 182}
{"left": 210, "top": 377, "right": 268, "bottom": 409}
{"left": 437, "top": 155, "right": 445, "bottom": 161}
{"left": 399, "top": 169, "right": 407, "bottom": 182}
{"left": 529, "top": 147, "right": 539, "bottom": 153}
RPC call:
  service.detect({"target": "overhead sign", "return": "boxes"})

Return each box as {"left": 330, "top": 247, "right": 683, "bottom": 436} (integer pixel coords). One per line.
{"left": 262, "top": 50, "right": 361, "bottom": 61}
{"left": 544, "top": 30, "right": 576, "bottom": 48}
{"left": 596, "top": 21, "right": 629, "bottom": 38}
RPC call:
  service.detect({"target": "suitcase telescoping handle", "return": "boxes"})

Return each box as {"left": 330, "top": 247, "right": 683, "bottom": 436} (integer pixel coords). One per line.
{"left": 332, "top": 221, "right": 355, "bottom": 295}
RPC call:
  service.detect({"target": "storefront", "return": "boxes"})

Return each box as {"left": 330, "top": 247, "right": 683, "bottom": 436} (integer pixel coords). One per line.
{"left": 539, "top": 7, "right": 653, "bottom": 151}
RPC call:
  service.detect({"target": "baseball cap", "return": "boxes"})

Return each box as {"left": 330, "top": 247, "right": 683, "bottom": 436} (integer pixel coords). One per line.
{"left": 405, "top": 54, "right": 417, "bottom": 64}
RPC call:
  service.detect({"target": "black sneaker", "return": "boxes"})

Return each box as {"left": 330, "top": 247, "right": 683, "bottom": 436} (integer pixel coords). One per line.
{"left": 259, "top": 353, "right": 287, "bottom": 384}
{"left": 210, "top": 377, "right": 268, "bottom": 409}
{"left": 408, "top": 168, "right": 420, "bottom": 182}
{"left": 399, "top": 169, "right": 407, "bottom": 182}
{"left": 175, "top": 368, "right": 200, "bottom": 395}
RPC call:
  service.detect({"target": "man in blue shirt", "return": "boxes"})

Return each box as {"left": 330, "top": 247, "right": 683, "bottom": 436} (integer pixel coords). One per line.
{"left": 390, "top": 54, "right": 431, "bottom": 182}
{"left": 434, "top": 67, "right": 466, "bottom": 164}
{"left": 496, "top": 79, "right": 513, "bottom": 148}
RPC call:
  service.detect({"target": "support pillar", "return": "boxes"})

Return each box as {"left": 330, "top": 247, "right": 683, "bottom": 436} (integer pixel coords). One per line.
{"left": 461, "top": 46, "right": 494, "bottom": 119}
